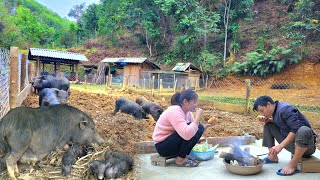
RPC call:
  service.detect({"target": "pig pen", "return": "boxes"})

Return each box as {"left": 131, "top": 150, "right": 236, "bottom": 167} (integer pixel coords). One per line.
{"left": 0, "top": 88, "right": 313, "bottom": 179}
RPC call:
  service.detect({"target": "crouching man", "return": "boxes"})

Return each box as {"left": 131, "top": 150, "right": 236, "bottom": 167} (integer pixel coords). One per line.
{"left": 253, "top": 95, "right": 317, "bottom": 176}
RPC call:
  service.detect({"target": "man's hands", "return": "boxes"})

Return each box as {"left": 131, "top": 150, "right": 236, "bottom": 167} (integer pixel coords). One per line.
{"left": 257, "top": 115, "right": 272, "bottom": 123}
{"left": 269, "top": 145, "right": 284, "bottom": 155}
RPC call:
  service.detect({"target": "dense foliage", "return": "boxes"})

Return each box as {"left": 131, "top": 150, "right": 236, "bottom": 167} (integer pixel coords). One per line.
{"left": 0, "top": 0, "right": 319, "bottom": 77}
{"left": 0, "top": 0, "right": 76, "bottom": 48}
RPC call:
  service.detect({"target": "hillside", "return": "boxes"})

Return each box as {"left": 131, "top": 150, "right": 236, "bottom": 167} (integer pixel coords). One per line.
{"left": 71, "top": 0, "right": 319, "bottom": 72}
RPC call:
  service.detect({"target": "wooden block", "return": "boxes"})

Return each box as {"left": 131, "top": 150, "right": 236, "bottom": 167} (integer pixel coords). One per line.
{"left": 301, "top": 155, "right": 320, "bottom": 173}
{"left": 151, "top": 154, "right": 175, "bottom": 167}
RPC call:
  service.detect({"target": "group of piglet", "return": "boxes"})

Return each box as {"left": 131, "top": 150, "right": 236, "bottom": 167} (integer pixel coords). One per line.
{"left": 61, "top": 144, "right": 94, "bottom": 176}
{"left": 113, "top": 96, "right": 164, "bottom": 121}
{"left": 32, "top": 75, "right": 70, "bottom": 106}
{"left": 61, "top": 143, "right": 133, "bottom": 179}
{"left": 89, "top": 151, "right": 133, "bottom": 180}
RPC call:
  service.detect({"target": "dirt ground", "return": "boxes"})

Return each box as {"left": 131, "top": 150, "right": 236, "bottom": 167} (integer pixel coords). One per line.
{"left": 2, "top": 85, "right": 319, "bottom": 179}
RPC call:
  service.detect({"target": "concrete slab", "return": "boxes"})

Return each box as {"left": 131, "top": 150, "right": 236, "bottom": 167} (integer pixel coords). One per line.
{"left": 135, "top": 140, "right": 320, "bottom": 180}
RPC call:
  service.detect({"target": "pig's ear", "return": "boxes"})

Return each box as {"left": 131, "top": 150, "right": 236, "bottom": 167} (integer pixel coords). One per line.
{"left": 53, "top": 88, "right": 60, "bottom": 95}
{"left": 80, "top": 121, "right": 88, "bottom": 130}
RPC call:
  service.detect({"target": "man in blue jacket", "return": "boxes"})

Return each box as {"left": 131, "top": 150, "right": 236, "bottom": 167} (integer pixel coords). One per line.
{"left": 253, "top": 95, "right": 317, "bottom": 176}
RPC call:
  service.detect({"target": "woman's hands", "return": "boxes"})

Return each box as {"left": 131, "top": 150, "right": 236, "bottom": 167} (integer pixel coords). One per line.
{"left": 193, "top": 108, "right": 203, "bottom": 126}
{"left": 195, "top": 108, "right": 203, "bottom": 120}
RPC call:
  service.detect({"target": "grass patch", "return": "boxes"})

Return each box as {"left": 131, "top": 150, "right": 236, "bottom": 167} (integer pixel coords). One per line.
{"left": 199, "top": 96, "right": 253, "bottom": 106}
{"left": 199, "top": 95, "right": 320, "bottom": 114}
{"left": 71, "top": 84, "right": 106, "bottom": 91}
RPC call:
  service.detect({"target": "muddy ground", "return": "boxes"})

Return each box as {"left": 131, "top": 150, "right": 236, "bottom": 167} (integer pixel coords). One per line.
{"left": 2, "top": 87, "right": 318, "bottom": 179}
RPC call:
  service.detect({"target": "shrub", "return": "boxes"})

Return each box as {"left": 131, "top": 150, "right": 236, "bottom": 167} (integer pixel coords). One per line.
{"left": 232, "top": 45, "right": 301, "bottom": 77}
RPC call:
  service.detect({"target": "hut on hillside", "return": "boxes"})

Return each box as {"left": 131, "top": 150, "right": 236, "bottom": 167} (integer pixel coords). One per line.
{"left": 172, "top": 63, "right": 201, "bottom": 89}
{"left": 101, "top": 57, "right": 160, "bottom": 86}
{"left": 141, "top": 62, "right": 202, "bottom": 90}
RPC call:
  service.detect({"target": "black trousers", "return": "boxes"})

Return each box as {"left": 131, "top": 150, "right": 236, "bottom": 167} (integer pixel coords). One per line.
{"left": 155, "top": 123, "right": 204, "bottom": 158}
{"left": 263, "top": 123, "right": 316, "bottom": 157}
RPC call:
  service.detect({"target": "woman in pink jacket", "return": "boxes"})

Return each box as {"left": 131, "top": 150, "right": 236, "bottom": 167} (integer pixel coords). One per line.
{"left": 152, "top": 89, "right": 211, "bottom": 167}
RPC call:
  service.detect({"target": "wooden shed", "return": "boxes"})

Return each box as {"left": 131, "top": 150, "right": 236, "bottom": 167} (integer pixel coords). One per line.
{"left": 101, "top": 58, "right": 160, "bottom": 86}
{"left": 28, "top": 48, "right": 88, "bottom": 81}
{"left": 172, "top": 63, "right": 201, "bottom": 88}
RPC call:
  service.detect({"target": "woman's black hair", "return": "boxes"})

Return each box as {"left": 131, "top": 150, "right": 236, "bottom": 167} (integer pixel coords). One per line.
{"left": 170, "top": 89, "right": 198, "bottom": 106}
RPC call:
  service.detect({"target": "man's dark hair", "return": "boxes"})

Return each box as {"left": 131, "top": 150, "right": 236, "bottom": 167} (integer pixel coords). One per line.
{"left": 253, "top": 95, "right": 275, "bottom": 111}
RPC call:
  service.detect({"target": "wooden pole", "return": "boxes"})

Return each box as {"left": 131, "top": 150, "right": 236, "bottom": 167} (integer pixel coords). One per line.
{"left": 94, "top": 73, "right": 97, "bottom": 84}
{"left": 9, "top": 47, "right": 19, "bottom": 109}
{"left": 105, "top": 76, "right": 109, "bottom": 91}
{"left": 245, "top": 79, "right": 251, "bottom": 114}
{"left": 151, "top": 76, "right": 155, "bottom": 96}
{"left": 36, "top": 58, "right": 40, "bottom": 77}
{"left": 159, "top": 79, "right": 162, "bottom": 93}
{"left": 174, "top": 79, "right": 177, "bottom": 93}
{"left": 20, "top": 54, "right": 27, "bottom": 90}
{"left": 57, "top": 62, "right": 61, "bottom": 78}
{"left": 84, "top": 75, "right": 87, "bottom": 89}
{"left": 157, "top": 73, "right": 160, "bottom": 90}
{"left": 143, "top": 78, "right": 146, "bottom": 90}
{"left": 123, "top": 75, "right": 128, "bottom": 90}
{"left": 75, "top": 64, "right": 79, "bottom": 81}
{"left": 205, "top": 74, "right": 208, "bottom": 89}
{"left": 195, "top": 79, "right": 198, "bottom": 92}
{"left": 109, "top": 74, "right": 113, "bottom": 86}
{"left": 185, "top": 78, "right": 188, "bottom": 89}
{"left": 54, "top": 62, "right": 57, "bottom": 77}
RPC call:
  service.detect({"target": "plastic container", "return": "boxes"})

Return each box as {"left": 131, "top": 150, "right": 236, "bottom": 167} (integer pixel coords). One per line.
{"left": 189, "top": 146, "right": 216, "bottom": 161}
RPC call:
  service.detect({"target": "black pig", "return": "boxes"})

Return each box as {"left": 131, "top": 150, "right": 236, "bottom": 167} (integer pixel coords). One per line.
{"left": 33, "top": 75, "right": 70, "bottom": 94}
{"left": 136, "top": 97, "right": 163, "bottom": 121}
{"left": 61, "top": 144, "right": 85, "bottom": 176}
{"left": 39, "top": 88, "right": 68, "bottom": 106}
{"left": 104, "top": 151, "right": 133, "bottom": 179}
{"left": 113, "top": 97, "right": 146, "bottom": 119}
{"left": 0, "top": 104, "right": 104, "bottom": 180}
{"left": 89, "top": 160, "right": 109, "bottom": 180}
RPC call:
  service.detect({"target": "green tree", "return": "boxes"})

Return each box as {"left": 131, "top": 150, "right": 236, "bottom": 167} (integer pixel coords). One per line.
{"left": 0, "top": 2, "right": 23, "bottom": 47}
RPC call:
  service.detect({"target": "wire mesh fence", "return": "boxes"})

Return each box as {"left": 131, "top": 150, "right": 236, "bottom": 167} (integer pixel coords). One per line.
{"left": 0, "top": 48, "right": 10, "bottom": 119}
{"left": 198, "top": 76, "right": 320, "bottom": 125}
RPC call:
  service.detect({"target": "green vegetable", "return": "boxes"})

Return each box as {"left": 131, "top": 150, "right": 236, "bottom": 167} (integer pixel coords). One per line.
{"left": 192, "top": 142, "right": 220, "bottom": 152}
{"left": 212, "top": 143, "right": 219, "bottom": 151}
{"left": 192, "top": 140, "right": 209, "bottom": 152}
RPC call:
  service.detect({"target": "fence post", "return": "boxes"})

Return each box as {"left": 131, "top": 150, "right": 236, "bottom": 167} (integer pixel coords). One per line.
{"left": 151, "top": 76, "right": 155, "bottom": 96}
{"left": 185, "top": 79, "right": 188, "bottom": 89}
{"left": 9, "top": 47, "right": 19, "bottom": 109}
{"left": 75, "top": 64, "right": 79, "bottom": 81}
{"left": 20, "top": 54, "right": 27, "bottom": 91}
{"left": 123, "top": 75, "right": 128, "bottom": 90}
{"left": 109, "top": 74, "right": 113, "bottom": 86}
{"left": 94, "top": 73, "right": 97, "bottom": 84}
{"left": 173, "top": 79, "right": 177, "bottom": 93}
{"left": 159, "top": 79, "right": 162, "bottom": 93}
{"left": 84, "top": 75, "right": 87, "bottom": 89}
{"left": 195, "top": 79, "right": 199, "bottom": 91}
{"left": 143, "top": 78, "right": 146, "bottom": 90}
{"left": 245, "top": 79, "right": 251, "bottom": 114}
{"left": 205, "top": 74, "right": 208, "bottom": 89}
{"left": 105, "top": 76, "right": 109, "bottom": 91}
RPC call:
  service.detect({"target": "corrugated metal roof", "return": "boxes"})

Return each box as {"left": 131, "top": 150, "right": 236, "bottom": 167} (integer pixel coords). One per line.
{"left": 172, "top": 63, "right": 201, "bottom": 72}
{"left": 101, "top": 57, "right": 147, "bottom": 63}
{"left": 29, "top": 48, "right": 88, "bottom": 61}
{"left": 172, "top": 63, "right": 191, "bottom": 71}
